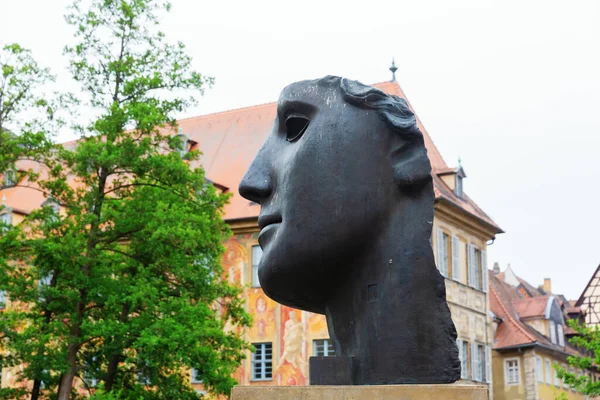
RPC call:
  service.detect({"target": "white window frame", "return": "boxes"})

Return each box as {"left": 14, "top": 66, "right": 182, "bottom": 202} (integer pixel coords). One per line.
{"left": 504, "top": 358, "right": 520, "bottom": 385}
{"left": 191, "top": 368, "right": 203, "bottom": 384}
{"left": 0, "top": 290, "right": 6, "bottom": 309}
{"left": 176, "top": 132, "right": 189, "bottom": 158}
{"left": 536, "top": 356, "right": 544, "bottom": 383}
{"left": 467, "top": 245, "right": 483, "bottom": 291}
{"left": 251, "top": 342, "right": 272, "bottom": 381}
{"left": 557, "top": 324, "right": 565, "bottom": 346}
{"left": 549, "top": 320, "right": 557, "bottom": 344}
{"left": 545, "top": 359, "right": 552, "bottom": 384}
{"left": 251, "top": 245, "right": 262, "bottom": 288}
{"left": 0, "top": 212, "right": 12, "bottom": 226}
{"left": 553, "top": 363, "right": 560, "bottom": 387}
{"left": 3, "top": 170, "right": 16, "bottom": 186}
{"left": 313, "top": 339, "right": 335, "bottom": 357}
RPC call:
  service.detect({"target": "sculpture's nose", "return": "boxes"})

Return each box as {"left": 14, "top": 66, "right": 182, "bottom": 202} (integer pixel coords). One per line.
{"left": 239, "top": 155, "right": 273, "bottom": 205}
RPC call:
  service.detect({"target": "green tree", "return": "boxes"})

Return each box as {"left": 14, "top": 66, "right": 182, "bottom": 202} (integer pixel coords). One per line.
{"left": 0, "top": 1, "right": 251, "bottom": 399}
{"left": 0, "top": 43, "right": 58, "bottom": 180}
{"left": 555, "top": 319, "right": 600, "bottom": 396}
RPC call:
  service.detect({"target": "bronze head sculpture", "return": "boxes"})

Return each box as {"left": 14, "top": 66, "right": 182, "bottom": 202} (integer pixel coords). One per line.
{"left": 239, "top": 76, "right": 461, "bottom": 385}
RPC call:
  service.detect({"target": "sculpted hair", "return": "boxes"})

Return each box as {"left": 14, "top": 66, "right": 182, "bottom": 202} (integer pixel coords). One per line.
{"left": 318, "top": 75, "right": 432, "bottom": 188}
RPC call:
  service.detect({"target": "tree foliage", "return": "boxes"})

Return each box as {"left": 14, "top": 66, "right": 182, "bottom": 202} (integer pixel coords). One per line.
{"left": 555, "top": 319, "right": 600, "bottom": 396}
{"left": 0, "top": 1, "right": 250, "bottom": 399}
{"left": 0, "top": 43, "right": 59, "bottom": 178}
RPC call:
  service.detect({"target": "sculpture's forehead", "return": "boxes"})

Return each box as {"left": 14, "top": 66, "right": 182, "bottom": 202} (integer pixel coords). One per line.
{"left": 277, "top": 79, "right": 337, "bottom": 110}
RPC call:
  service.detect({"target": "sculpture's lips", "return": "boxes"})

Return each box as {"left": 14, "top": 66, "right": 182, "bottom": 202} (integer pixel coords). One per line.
{"left": 258, "top": 214, "right": 282, "bottom": 230}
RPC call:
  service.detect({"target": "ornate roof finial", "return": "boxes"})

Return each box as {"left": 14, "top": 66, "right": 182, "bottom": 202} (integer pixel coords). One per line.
{"left": 389, "top": 58, "right": 398, "bottom": 82}
{"left": 458, "top": 156, "right": 462, "bottom": 167}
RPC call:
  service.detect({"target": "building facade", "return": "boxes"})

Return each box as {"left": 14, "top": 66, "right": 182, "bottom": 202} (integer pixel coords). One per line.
{"left": 575, "top": 264, "right": 600, "bottom": 327}
{"left": 490, "top": 265, "right": 591, "bottom": 400}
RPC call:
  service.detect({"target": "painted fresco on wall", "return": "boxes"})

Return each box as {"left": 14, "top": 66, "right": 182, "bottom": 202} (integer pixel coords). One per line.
{"left": 275, "top": 307, "right": 306, "bottom": 385}
{"left": 307, "top": 311, "right": 328, "bottom": 338}
{"left": 222, "top": 237, "right": 247, "bottom": 285}
{"left": 247, "top": 292, "right": 276, "bottom": 339}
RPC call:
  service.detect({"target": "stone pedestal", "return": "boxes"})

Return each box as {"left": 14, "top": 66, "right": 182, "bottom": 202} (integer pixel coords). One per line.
{"left": 231, "top": 384, "right": 488, "bottom": 400}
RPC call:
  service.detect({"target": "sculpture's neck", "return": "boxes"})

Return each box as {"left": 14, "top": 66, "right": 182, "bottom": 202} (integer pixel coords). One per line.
{"left": 323, "top": 193, "right": 460, "bottom": 384}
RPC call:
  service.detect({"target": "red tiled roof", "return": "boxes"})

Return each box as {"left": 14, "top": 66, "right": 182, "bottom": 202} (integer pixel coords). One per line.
{"left": 512, "top": 296, "right": 550, "bottom": 319}
{"left": 490, "top": 272, "right": 582, "bottom": 357}
{"left": 179, "top": 80, "right": 502, "bottom": 232}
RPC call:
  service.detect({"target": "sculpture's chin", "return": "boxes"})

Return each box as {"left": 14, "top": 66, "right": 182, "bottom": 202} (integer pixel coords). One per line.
{"left": 258, "top": 260, "right": 327, "bottom": 315}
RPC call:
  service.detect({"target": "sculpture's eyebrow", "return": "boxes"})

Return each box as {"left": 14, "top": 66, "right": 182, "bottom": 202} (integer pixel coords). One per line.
{"left": 277, "top": 99, "right": 317, "bottom": 118}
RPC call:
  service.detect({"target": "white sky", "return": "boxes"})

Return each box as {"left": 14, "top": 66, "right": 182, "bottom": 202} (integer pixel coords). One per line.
{"left": 2, "top": 0, "right": 599, "bottom": 300}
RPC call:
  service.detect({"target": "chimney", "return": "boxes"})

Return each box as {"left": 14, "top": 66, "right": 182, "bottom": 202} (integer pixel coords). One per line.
{"left": 493, "top": 262, "right": 500, "bottom": 275}
{"left": 543, "top": 278, "right": 552, "bottom": 294}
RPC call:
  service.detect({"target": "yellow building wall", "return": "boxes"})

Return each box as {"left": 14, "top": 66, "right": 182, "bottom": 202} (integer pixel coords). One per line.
{"left": 492, "top": 349, "right": 587, "bottom": 400}
{"left": 433, "top": 213, "right": 493, "bottom": 392}
{"left": 492, "top": 351, "right": 525, "bottom": 400}
{"left": 527, "top": 319, "right": 548, "bottom": 338}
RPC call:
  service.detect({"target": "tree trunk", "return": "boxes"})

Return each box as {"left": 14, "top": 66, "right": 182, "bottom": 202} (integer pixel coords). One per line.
{"left": 104, "top": 302, "right": 131, "bottom": 391}
{"left": 30, "top": 379, "right": 41, "bottom": 400}
{"left": 56, "top": 341, "right": 79, "bottom": 400}
{"left": 104, "top": 353, "right": 121, "bottom": 392}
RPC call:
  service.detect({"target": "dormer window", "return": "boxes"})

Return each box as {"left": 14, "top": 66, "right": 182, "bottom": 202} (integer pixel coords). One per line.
{"left": 437, "top": 163, "right": 466, "bottom": 198}
{"left": 42, "top": 198, "right": 60, "bottom": 218}
{"left": 455, "top": 175, "right": 463, "bottom": 197}
{"left": 176, "top": 133, "right": 189, "bottom": 158}
{"left": 0, "top": 211, "right": 12, "bottom": 226}
{"left": 3, "top": 170, "right": 16, "bottom": 187}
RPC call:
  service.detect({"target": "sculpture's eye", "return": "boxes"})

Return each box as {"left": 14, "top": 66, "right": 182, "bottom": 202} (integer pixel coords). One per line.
{"left": 285, "top": 115, "right": 310, "bottom": 142}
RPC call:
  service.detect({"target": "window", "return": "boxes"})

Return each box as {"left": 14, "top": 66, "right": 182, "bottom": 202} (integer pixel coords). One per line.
{"left": 549, "top": 320, "right": 557, "bottom": 344}
{"left": 191, "top": 368, "right": 203, "bottom": 384}
{"left": 251, "top": 245, "right": 262, "bottom": 287}
{"left": 38, "top": 273, "right": 53, "bottom": 290}
{"left": 472, "top": 343, "right": 484, "bottom": 381}
{"left": 545, "top": 359, "right": 552, "bottom": 384}
{"left": 553, "top": 363, "right": 560, "bottom": 387}
{"left": 0, "top": 212, "right": 11, "bottom": 227}
{"left": 557, "top": 324, "right": 565, "bottom": 346}
{"left": 3, "top": 170, "right": 16, "bottom": 187}
{"left": 314, "top": 339, "right": 335, "bottom": 357}
{"left": 137, "top": 361, "right": 150, "bottom": 385}
{"left": 455, "top": 175, "right": 463, "bottom": 197}
{"left": 457, "top": 339, "right": 469, "bottom": 379}
{"left": 536, "top": 356, "right": 544, "bottom": 382}
{"left": 0, "top": 290, "right": 6, "bottom": 309}
{"left": 436, "top": 229, "right": 449, "bottom": 277}
{"left": 251, "top": 343, "right": 272, "bottom": 381}
{"left": 505, "top": 358, "right": 520, "bottom": 385}
{"left": 467, "top": 245, "right": 486, "bottom": 291}
{"left": 451, "top": 236, "right": 460, "bottom": 281}
{"left": 176, "top": 132, "right": 189, "bottom": 158}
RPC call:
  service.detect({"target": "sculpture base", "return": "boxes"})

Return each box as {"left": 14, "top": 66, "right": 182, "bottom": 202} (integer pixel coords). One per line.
{"left": 231, "top": 384, "right": 488, "bottom": 400}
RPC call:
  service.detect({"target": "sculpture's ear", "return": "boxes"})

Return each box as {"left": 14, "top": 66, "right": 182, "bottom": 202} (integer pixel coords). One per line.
{"left": 390, "top": 139, "right": 432, "bottom": 189}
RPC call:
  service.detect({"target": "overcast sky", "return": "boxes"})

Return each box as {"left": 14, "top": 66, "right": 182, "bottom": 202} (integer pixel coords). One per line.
{"left": 2, "top": 0, "right": 599, "bottom": 299}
